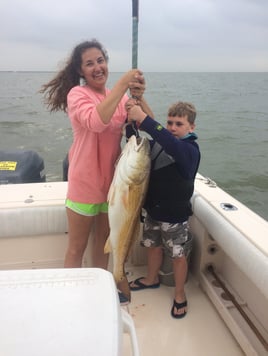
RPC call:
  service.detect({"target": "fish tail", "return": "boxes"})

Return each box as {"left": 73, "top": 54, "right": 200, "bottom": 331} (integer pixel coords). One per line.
{"left": 117, "top": 275, "right": 131, "bottom": 302}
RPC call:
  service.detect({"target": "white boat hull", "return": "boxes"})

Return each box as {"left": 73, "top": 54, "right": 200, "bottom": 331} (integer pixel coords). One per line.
{"left": 0, "top": 174, "right": 267, "bottom": 355}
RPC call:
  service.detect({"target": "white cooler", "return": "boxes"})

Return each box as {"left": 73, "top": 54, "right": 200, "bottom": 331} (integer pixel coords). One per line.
{"left": 0, "top": 268, "right": 139, "bottom": 356}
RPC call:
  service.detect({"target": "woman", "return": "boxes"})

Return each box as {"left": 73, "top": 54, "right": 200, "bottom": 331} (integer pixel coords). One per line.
{"left": 41, "top": 39, "right": 151, "bottom": 285}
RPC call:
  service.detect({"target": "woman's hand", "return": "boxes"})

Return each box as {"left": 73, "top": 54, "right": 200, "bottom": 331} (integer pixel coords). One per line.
{"left": 119, "top": 69, "right": 143, "bottom": 88}
{"left": 119, "top": 69, "right": 145, "bottom": 99}
{"left": 97, "top": 69, "right": 144, "bottom": 124}
{"left": 129, "top": 77, "right": 145, "bottom": 99}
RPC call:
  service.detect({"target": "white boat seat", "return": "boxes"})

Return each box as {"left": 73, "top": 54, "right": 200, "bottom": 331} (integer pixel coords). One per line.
{"left": 0, "top": 205, "right": 67, "bottom": 238}
{"left": 0, "top": 182, "right": 68, "bottom": 238}
{"left": 0, "top": 268, "right": 139, "bottom": 356}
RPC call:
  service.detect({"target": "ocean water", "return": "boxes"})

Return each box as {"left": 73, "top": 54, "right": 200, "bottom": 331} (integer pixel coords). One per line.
{"left": 0, "top": 71, "right": 267, "bottom": 220}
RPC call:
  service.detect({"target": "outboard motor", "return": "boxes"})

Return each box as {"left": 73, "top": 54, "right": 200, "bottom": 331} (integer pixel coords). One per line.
{"left": 62, "top": 153, "right": 69, "bottom": 181}
{"left": 0, "top": 150, "right": 46, "bottom": 184}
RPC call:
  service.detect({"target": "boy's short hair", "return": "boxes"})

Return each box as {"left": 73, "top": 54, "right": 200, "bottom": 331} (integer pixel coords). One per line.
{"left": 168, "top": 102, "right": 196, "bottom": 124}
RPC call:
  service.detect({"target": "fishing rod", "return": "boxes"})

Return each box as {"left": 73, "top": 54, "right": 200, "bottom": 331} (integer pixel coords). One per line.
{"left": 130, "top": 0, "right": 140, "bottom": 138}
{"left": 132, "top": 0, "right": 139, "bottom": 69}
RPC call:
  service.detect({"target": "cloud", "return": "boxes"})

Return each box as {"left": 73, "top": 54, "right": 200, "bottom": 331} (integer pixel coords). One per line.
{"left": 0, "top": 0, "right": 267, "bottom": 71}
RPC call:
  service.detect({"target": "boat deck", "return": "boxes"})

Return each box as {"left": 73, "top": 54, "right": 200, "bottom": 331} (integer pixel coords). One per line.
{"left": 1, "top": 180, "right": 267, "bottom": 355}
{"left": 122, "top": 266, "right": 244, "bottom": 356}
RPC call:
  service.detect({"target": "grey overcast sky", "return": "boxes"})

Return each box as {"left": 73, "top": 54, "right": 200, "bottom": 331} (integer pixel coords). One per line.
{"left": 0, "top": 0, "right": 267, "bottom": 72}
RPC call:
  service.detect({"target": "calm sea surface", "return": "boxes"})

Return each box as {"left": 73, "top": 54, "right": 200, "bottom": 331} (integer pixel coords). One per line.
{"left": 0, "top": 72, "right": 267, "bottom": 220}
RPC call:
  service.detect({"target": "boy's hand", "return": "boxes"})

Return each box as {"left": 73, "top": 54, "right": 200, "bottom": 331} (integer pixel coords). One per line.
{"left": 127, "top": 104, "right": 147, "bottom": 123}
{"left": 125, "top": 98, "right": 138, "bottom": 112}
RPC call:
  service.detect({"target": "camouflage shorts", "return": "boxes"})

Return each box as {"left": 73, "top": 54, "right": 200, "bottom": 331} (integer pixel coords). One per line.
{"left": 141, "top": 214, "right": 193, "bottom": 258}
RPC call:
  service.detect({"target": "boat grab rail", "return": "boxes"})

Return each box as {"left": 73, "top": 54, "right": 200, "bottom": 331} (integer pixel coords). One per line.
{"left": 192, "top": 195, "right": 268, "bottom": 300}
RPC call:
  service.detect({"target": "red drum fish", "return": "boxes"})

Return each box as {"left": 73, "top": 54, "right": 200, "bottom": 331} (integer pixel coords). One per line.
{"left": 104, "top": 135, "right": 151, "bottom": 300}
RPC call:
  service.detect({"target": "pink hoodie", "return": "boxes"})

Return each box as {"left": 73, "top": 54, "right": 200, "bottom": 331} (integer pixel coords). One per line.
{"left": 66, "top": 85, "right": 128, "bottom": 203}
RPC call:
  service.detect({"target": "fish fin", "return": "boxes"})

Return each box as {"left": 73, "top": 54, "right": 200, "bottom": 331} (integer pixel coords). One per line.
{"left": 104, "top": 237, "right": 111, "bottom": 254}
{"left": 117, "top": 275, "right": 131, "bottom": 302}
{"left": 107, "top": 185, "right": 115, "bottom": 205}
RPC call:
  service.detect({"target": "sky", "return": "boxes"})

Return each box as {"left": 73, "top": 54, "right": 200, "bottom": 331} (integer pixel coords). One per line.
{"left": 0, "top": 0, "right": 267, "bottom": 72}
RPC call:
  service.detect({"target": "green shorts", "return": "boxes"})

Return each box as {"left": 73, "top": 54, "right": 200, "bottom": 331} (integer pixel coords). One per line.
{"left": 65, "top": 199, "right": 108, "bottom": 216}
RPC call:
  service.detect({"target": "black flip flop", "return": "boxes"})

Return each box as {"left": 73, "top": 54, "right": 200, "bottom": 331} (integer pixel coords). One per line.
{"left": 129, "top": 277, "right": 160, "bottom": 291}
{"left": 171, "top": 300, "right": 187, "bottom": 319}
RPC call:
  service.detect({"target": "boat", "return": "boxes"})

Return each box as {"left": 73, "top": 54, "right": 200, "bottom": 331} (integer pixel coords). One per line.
{"left": 0, "top": 166, "right": 267, "bottom": 355}
{"left": 1, "top": 0, "right": 267, "bottom": 352}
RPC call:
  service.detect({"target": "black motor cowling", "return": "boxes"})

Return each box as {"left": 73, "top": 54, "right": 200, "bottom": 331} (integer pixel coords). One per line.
{"left": 0, "top": 150, "right": 46, "bottom": 184}
{"left": 62, "top": 153, "right": 69, "bottom": 181}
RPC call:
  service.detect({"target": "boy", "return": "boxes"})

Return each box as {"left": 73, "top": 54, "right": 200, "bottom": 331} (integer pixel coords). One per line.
{"left": 126, "top": 101, "right": 200, "bottom": 318}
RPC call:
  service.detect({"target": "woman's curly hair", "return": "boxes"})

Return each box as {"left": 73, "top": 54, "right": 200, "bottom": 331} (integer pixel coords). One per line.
{"left": 40, "top": 39, "right": 108, "bottom": 112}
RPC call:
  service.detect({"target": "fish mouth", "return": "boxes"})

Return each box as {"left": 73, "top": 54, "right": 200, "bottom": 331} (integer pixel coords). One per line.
{"left": 126, "top": 134, "right": 150, "bottom": 154}
{"left": 134, "top": 136, "right": 148, "bottom": 152}
{"left": 136, "top": 136, "right": 143, "bottom": 145}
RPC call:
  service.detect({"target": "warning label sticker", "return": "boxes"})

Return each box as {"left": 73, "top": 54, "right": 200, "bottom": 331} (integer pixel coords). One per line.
{"left": 0, "top": 161, "right": 18, "bottom": 171}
